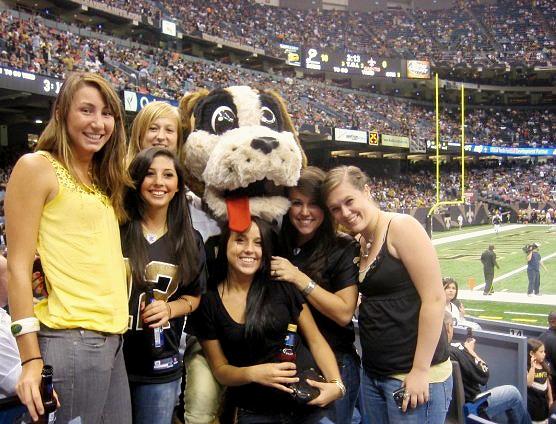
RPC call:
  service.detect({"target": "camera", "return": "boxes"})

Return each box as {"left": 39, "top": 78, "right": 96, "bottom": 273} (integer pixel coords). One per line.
{"left": 522, "top": 243, "right": 538, "bottom": 253}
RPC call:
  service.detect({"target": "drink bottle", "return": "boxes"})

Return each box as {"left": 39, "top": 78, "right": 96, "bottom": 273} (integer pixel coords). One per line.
{"left": 39, "top": 365, "right": 56, "bottom": 424}
{"left": 277, "top": 323, "right": 297, "bottom": 362}
{"left": 145, "top": 288, "right": 165, "bottom": 349}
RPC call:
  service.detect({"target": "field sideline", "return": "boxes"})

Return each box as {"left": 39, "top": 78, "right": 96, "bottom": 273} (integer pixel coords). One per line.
{"left": 434, "top": 223, "right": 556, "bottom": 326}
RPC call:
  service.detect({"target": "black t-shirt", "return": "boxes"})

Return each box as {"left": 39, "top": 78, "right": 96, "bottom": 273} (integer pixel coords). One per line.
{"left": 122, "top": 231, "right": 207, "bottom": 383}
{"left": 358, "top": 226, "right": 449, "bottom": 377}
{"left": 285, "top": 233, "right": 358, "bottom": 355}
{"left": 186, "top": 281, "right": 319, "bottom": 414}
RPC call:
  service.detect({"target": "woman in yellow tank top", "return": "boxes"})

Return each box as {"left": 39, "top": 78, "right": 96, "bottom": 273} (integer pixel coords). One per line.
{"left": 5, "top": 72, "right": 132, "bottom": 423}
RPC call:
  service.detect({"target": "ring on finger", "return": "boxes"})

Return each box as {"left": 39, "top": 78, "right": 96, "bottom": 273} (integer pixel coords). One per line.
{"left": 403, "top": 392, "right": 410, "bottom": 400}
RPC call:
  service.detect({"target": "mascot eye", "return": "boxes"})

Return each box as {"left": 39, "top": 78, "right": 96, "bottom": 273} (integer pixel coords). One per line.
{"left": 211, "top": 106, "right": 237, "bottom": 134}
{"left": 260, "top": 107, "right": 277, "bottom": 128}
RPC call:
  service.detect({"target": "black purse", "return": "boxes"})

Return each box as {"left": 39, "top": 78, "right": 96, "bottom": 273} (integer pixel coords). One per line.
{"left": 290, "top": 368, "right": 326, "bottom": 405}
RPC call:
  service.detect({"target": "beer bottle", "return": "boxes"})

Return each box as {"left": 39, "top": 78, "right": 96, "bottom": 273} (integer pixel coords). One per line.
{"left": 277, "top": 323, "right": 297, "bottom": 362}
{"left": 145, "top": 288, "right": 165, "bottom": 349}
{"left": 39, "top": 365, "right": 56, "bottom": 423}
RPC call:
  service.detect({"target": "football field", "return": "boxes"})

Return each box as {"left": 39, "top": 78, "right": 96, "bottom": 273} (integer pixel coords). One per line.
{"left": 434, "top": 224, "right": 556, "bottom": 326}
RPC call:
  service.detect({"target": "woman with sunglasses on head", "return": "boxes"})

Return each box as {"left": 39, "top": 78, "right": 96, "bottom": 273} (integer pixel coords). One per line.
{"left": 322, "top": 165, "right": 451, "bottom": 424}
{"left": 271, "top": 166, "right": 360, "bottom": 423}
{"left": 121, "top": 147, "right": 206, "bottom": 424}
{"left": 6, "top": 72, "right": 132, "bottom": 423}
{"left": 186, "top": 217, "right": 344, "bottom": 424}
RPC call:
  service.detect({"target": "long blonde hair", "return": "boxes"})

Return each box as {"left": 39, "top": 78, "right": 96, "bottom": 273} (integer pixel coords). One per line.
{"left": 36, "top": 72, "right": 130, "bottom": 221}
{"left": 126, "top": 101, "right": 183, "bottom": 163}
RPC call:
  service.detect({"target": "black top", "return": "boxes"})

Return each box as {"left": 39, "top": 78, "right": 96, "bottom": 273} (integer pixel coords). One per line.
{"left": 358, "top": 222, "right": 449, "bottom": 377}
{"left": 285, "top": 233, "right": 359, "bottom": 355}
{"left": 448, "top": 343, "right": 489, "bottom": 402}
{"left": 528, "top": 366, "right": 549, "bottom": 420}
{"left": 122, "top": 231, "right": 207, "bottom": 384}
{"left": 186, "top": 281, "right": 319, "bottom": 414}
{"left": 480, "top": 249, "right": 497, "bottom": 272}
{"left": 539, "top": 328, "right": 556, "bottom": 378}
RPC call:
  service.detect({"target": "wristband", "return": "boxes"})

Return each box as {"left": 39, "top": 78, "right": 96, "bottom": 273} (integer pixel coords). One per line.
{"left": 329, "top": 379, "right": 346, "bottom": 397}
{"left": 182, "top": 296, "right": 193, "bottom": 315}
{"left": 302, "top": 280, "right": 316, "bottom": 296}
{"left": 11, "top": 317, "right": 40, "bottom": 337}
{"left": 21, "top": 356, "right": 43, "bottom": 366}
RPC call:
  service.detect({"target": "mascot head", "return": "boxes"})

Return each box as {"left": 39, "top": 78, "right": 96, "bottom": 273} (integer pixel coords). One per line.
{"left": 180, "top": 86, "right": 307, "bottom": 232}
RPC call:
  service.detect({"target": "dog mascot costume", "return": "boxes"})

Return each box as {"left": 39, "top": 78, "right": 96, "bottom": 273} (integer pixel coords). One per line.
{"left": 178, "top": 86, "right": 306, "bottom": 424}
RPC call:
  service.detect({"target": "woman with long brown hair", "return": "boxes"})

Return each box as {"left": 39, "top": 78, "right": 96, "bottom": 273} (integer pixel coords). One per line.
{"left": 6, "top": 72, "right": 132, "bottom": 422}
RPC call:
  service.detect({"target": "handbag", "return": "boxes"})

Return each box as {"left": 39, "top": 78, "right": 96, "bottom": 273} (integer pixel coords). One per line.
{"left": 290, "top": 368, "right": 326, "bottom": 405}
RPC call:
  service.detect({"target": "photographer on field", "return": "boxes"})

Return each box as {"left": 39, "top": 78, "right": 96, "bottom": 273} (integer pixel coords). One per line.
{"left": 525, "top": 243, "right": 547, "bottom": 296}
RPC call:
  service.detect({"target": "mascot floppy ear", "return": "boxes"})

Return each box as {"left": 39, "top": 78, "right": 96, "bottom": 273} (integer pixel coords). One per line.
{"left": 179, "top": 88, "right": 210, "bottom": 197}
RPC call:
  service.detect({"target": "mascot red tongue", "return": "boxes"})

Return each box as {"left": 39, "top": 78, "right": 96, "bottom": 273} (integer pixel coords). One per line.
{"left": 226, "top": 196, "right": 251, "bottom": 233}
{"left": 179, "top": 85, "right": 307, "bottom": 230}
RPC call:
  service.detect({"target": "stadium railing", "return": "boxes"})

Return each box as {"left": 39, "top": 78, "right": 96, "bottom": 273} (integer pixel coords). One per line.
{"left": 465, "top": 317, "right": 547, "bottom": 339}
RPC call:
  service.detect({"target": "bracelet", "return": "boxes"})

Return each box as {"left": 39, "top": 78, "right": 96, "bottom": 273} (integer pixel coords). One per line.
{"left": 329, "top": 379, "right": 346, "bottom": 398}
{"left": 11, "top": 317, "right": 40, "bottom": 337}
{"left": 166, "top": 302, "right": 172, "bottom": 319}
{"left": 181, "top": 296, "right": 193, "bottom": 315}
{"left": 301, "top": 280, "right": 316, "bottom": 296}
{"left": 21, "top": 356, "right": 43, "bottom": 367}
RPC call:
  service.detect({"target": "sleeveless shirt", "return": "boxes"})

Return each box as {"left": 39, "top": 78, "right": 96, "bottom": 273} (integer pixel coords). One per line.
{"left": 358, "top": 221, "right": 449, "bottom": 377}
{"left": 33, "top": 151, "right": 128, "bottom": 333}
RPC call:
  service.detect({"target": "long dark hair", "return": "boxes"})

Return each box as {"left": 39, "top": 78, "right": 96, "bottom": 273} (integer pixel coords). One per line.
{"left": 212, "top": 217, "right": 278, "bottom": 341}
{"left": 279, "top": 166, "right": 335, "bottom": 285}
{"left": 527, "top": 338, "right": 550, "bottom": 373}
{"left": 122, "top": 147, "right": 198, "bottom": 290}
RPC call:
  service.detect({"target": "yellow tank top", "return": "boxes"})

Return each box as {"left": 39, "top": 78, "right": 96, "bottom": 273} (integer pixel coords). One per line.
{"left": 34, "top": 151, "right": 128, "bottom": 334}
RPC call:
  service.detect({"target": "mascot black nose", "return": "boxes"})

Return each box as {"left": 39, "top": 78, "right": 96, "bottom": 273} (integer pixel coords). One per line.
{"left": 250, "top": 137, "right": 279, "bottom": 155}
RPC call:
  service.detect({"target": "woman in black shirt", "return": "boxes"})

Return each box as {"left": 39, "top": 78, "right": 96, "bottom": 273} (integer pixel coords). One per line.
{"left": 323, "top": 165, "right": 451, "bottom": 424}
{"left": 271, "top": 166, "right": 359, "bottom": 423}
{"left": 186, "top": 217, "right": 343, "bottom": 424}
{"left": 121, "top": 147, "right": 207, "bottom": 424}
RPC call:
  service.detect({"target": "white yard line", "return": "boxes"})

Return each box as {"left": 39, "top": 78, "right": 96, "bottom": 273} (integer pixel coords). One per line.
{"left": 504, "top": 311, "right": 548, "bottom": 317}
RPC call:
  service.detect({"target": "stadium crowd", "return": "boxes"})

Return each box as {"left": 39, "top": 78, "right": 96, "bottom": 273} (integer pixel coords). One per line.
{"left": 68, "top": 0, "right": 555, "bottom": 67}
{"left": 1, "top": 12, "right": 554, "bottom": 150}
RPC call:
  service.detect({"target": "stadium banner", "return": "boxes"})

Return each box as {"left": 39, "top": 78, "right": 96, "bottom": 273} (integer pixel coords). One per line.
{"left": 161, "top": 20, "right": 177, "bottom": 37}
{"left": 123, "top": 90, "right": 178, "bottom": 113}
{"left": 334, "top": 128, "right": 368, "bottom": 144}
{"left": 409, "top": 137, "right": 426, "bottom": 153}
{"left": 0, "top": 67, "right": 62, "bottom": 97}
{"left": 465, "top": 144, "right": 556, "bottom": 156}
{"left": 406, "top": 60, "right": 431, "bottom": 79}
{"left": 368, "top": 132, "right": 379, "bottom": 145}
{"left": 302, "top": 47, "right": 402, "bottom": 77}
{"left": 278, "top": 43, "right": 301, "bottom": 67}
{"left": 381, "top": 134, "right": 409, "bottom": 149}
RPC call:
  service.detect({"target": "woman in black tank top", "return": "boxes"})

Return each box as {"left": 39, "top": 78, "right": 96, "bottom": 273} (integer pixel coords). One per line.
{"left": 322, "top": 165, "right": 452, "bottom": 424}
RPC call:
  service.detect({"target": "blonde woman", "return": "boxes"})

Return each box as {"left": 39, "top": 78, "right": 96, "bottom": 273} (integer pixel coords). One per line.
{"left": 127, "top": 101, "right": 183, "bottom": 162}
{"left": 6, "top": 72, "right": 132, "bottom": 423}
{"left": 323, "top": 165, "right": 451, "bottom": 424}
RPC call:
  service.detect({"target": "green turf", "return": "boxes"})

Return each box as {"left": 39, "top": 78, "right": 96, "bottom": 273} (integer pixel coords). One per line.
{"left": 436, "top": 224, "right": 556, "bottom": 296}
{"left": 462, "top": 300, "right": 553, "bottom": 326}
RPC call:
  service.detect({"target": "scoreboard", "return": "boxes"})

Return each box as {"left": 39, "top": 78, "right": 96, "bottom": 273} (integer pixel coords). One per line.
{"left": 304, "top": 47, "right": 402, "bottom": 78}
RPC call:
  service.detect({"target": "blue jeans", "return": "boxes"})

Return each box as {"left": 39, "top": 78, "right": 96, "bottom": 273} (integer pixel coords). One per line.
{"left": 130, "top": 379, "right": 180, "bottom": 424}
{"left": 324, "top": 351, "right": 360, "bottom": 424}
{"left": 359, "top": 370, "right": 452, "bottom": 424}
{"left": 237, "top": 408, "right": 324, "bottom": 424}
{"left": 483, "top": 385, "right": 531, "bottom": 424}
{"left": 39, "top": 327, "right": 131, "bottom": 424}
{"left": 527, "top": 269, "right": 540, "bottom": 294}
